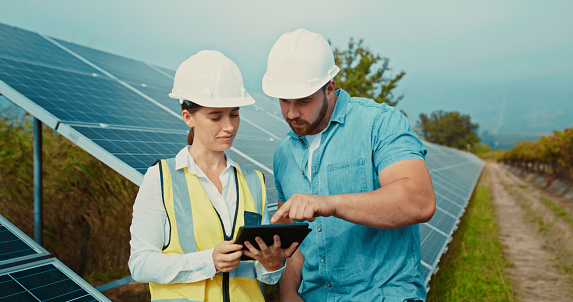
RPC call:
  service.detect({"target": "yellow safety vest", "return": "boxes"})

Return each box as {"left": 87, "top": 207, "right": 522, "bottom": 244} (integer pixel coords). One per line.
{"left": 149, "top": 158, "right": 266, "bottom": 302}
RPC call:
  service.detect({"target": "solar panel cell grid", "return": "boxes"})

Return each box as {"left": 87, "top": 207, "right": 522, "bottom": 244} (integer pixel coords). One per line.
{"left": 71, "top": 125, "right": 188, "bottom": 174}
{"left": 434, "top": 194, "right": 463, "bottom": 217}
{"left": 138, "top": 85, "right": 182, "bottom": 114}
{"left": 0, "top": 58, "right": 181, "bottom": 130}
{"left": 427, "top": 208, "right": 457, "bottom": 233}
{"left": 0, "top": 215, "right": 49, "bottom": 270}
{"left": 0, "top": 226, "right": 36, "bottom": 262}
{"left": 239, "top": 106, "right": 290, "bottom": 138}
{"left": 56, "top": 39, "right": 174, "bottom": 89}
{"left": 0, "top": 261, "right": 102, "bottom": 302}
{"left": 431, "top": 173, "right": 470, "bottom": 197}
{"left": 0, "top": 23, "right": 97, "bottom": 75}
{"left": 421, "top": 229, "right": 448, "bottom": 267}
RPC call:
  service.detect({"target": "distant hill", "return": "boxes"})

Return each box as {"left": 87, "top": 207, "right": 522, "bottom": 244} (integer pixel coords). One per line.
{"left": 480, "top": 132, "right": 546, "bottom": 150}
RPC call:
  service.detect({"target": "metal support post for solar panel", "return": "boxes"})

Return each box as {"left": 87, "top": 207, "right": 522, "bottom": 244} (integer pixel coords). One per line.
{"left": 33, "top": 117, "right": 43, "bottom": 245}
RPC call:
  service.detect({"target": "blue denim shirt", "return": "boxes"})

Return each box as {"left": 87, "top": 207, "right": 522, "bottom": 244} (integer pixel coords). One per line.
{"left": 274, "top": 89, "right": 428, "bottom": 301}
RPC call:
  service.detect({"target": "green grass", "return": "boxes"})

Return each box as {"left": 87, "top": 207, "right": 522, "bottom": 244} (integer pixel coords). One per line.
{"left": 540, "top": 194, "right": 573, "bottom": 229}
{"left": 427, "top": 171, "right": 516, "bottom": 301}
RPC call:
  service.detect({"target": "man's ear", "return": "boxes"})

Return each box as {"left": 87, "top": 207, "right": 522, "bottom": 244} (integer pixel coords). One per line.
{"left": 182, "top": 110, "right": 194, "bottom": 128}
{"left": 327, "top": 80, "right": 336, "bottom": 98}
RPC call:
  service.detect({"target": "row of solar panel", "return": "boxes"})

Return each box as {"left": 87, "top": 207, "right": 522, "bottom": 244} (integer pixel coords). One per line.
{"left": 421, "top": 142, "right": 484, "bottom": 286}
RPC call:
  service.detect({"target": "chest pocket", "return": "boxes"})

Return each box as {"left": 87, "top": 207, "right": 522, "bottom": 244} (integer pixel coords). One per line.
{"left": 327, "top": 157, "right": 367, "bottom": 195}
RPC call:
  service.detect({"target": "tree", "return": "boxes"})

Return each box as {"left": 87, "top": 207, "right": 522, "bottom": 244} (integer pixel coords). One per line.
{"left": 332, "top": 38, "right": 405, "bottom": 108}
{"left": 416, "top": 110, "right": 480, "bottom": 150}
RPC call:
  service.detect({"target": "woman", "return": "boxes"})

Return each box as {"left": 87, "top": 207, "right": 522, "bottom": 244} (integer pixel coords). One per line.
{"left": 129, "top": 50, "right": 297, "bottom": 302}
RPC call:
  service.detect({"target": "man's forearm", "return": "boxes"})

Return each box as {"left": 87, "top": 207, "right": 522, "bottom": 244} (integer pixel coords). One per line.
{"left": 329, "top": 159, "right": 435, "bottom": 228}
{"left": 272, "top": 159, "right": 436, "bottom": 228}
{"left": 331, "top": 176, "right": 435, "bottom": 228}
{"left": 279, "top": 248, "right": 304, "bottom": 300}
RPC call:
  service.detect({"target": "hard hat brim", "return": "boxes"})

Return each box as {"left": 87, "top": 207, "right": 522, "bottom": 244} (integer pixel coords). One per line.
{"left": 168, "top": 92, "right": 256, "bottom": 108}
{"left": 262, "top": 66, "right": 340, "bottom": 99}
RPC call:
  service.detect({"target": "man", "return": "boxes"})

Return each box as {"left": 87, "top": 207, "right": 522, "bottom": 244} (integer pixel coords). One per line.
{"left": 262, "top": 28, "right": 436, "bottom": 301}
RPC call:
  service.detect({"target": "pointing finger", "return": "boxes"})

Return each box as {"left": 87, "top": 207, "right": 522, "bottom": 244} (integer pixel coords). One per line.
{"left": 271, "top": 202, "right": 291, "bottom": 223}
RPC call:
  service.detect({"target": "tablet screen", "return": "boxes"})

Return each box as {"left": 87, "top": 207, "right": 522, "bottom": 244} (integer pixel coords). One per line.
{"left": 235, "top": 223, "right": 311, "bottom": 260}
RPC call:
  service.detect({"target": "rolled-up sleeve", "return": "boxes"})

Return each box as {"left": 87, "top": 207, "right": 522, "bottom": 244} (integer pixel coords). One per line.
{"left": 372, "top": 107, "right": 427, "bottom": 174}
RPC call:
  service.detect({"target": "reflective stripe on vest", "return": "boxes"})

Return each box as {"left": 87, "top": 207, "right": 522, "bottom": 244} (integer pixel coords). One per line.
{"left": 149, "top": 158, "right": 265, "bottom": 302}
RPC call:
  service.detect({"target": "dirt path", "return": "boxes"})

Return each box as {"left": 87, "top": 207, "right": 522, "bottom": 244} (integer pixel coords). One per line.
{"left": 487, "top": 162, "right": 573, "bottom": 301}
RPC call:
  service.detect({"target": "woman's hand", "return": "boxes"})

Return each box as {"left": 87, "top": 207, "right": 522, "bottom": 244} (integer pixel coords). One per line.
{"left": 242, "top": 235, "right": 299, "bottom": 272}
{"left": 212, "top": 240, "right": 243, "bottom": 272}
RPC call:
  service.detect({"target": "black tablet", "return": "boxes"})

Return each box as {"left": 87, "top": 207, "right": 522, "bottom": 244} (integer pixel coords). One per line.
{"left": 235, "top": 223, "right": 311, "bottom": 261}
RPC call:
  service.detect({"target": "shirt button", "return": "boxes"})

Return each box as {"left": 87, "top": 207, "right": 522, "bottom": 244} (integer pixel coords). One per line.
{"left": 305, "top": 145, "right": 308, "bottom": 148}
{"left": 318, "top": 228, "right": 322, "bottom": 232}
{"left": 301, "top": 171, "right": 304, "bottom": 175}
{"left": 327, "top": 283, "right": 331, "bottom": 287}
{"left": 321, "top": 258, "right": 325, "bottom": 263}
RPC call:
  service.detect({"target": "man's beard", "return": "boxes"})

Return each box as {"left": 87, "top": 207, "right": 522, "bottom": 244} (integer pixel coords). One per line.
{"left": 285, "top": 93, "right": 329, "bottom": 136}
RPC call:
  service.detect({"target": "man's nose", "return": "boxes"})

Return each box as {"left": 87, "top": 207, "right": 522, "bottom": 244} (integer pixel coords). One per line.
{"left": 287, "top": 104, "right": 300, "bottom": 120}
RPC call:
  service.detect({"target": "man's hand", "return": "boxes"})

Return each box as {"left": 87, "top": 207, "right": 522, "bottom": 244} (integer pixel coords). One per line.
{"left": 271, "top": 193, "right": 336, "bottom": 223}
{"left": 242, "top": 235, "right": 299, "bottom": 272}
{"left": 212, "top": 240, "right": 243, "bottom": 272}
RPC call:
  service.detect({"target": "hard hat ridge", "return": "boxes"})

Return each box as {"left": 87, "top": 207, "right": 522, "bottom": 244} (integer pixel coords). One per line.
{"left": 169, "top": 50, "right": 255, "bottom": 107}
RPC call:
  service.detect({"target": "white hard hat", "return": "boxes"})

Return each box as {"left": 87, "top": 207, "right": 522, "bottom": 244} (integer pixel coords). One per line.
{"left": 262, "top": 28, "right": 340, "bottom": 99}
{"left": 169, "top": 50, "right": 255, "bottom": 107}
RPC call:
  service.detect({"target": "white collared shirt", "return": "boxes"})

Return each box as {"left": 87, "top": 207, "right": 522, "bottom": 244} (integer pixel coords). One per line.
{"left": 129, "top": 146, "right": 283, "bottom": 285}
{"left": 185, "top": 146, "right": 238, "bottom": 237}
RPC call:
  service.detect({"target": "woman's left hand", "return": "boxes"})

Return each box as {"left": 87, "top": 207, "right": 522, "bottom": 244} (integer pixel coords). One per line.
{"left": 242, "top": 235, "right": 299, "bottom": 272}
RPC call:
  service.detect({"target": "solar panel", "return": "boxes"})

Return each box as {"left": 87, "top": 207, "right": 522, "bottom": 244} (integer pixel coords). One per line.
{"left": 0, "top": 258, "right": 110, "bottom": 301}
{"left": 420, "top": 141, "right": 484, "bottom": 288}
{"left": 0, "top": 56, "right": 182, "bottom": 130}
{"left": 0, "top": 215, "right": 49, "bottom": 270}
{"left": 0, "top": 22, "right": 484, "bottom": 293}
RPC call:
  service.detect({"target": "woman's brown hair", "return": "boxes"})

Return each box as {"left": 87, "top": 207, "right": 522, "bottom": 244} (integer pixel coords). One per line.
{"left": 181, "top": 100, "right": 202, "bottom": 145}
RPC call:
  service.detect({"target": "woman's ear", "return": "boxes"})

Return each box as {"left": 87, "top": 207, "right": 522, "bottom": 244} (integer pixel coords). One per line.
{"left": 182, "top": 110, "right": 194, "bottom": 128}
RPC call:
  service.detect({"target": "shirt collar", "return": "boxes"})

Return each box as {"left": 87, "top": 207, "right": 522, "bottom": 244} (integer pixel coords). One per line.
{"left": 288, "top": 88, "right": 350, "bottom": 139}
{"left": 174, "top": 146, "right": 241, "bottom": 175}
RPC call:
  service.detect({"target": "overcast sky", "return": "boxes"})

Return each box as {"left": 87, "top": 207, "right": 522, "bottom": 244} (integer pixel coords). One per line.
{"left": 2, "top": 0, "right": 572, "bottom": 137}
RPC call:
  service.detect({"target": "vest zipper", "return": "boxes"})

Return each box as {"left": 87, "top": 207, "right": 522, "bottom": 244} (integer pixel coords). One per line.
{"left": 213, "top": 168, "right": 241, "bottom": 302}
{"left": 212, "top": 209, "right": 231, "bottom": 302}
